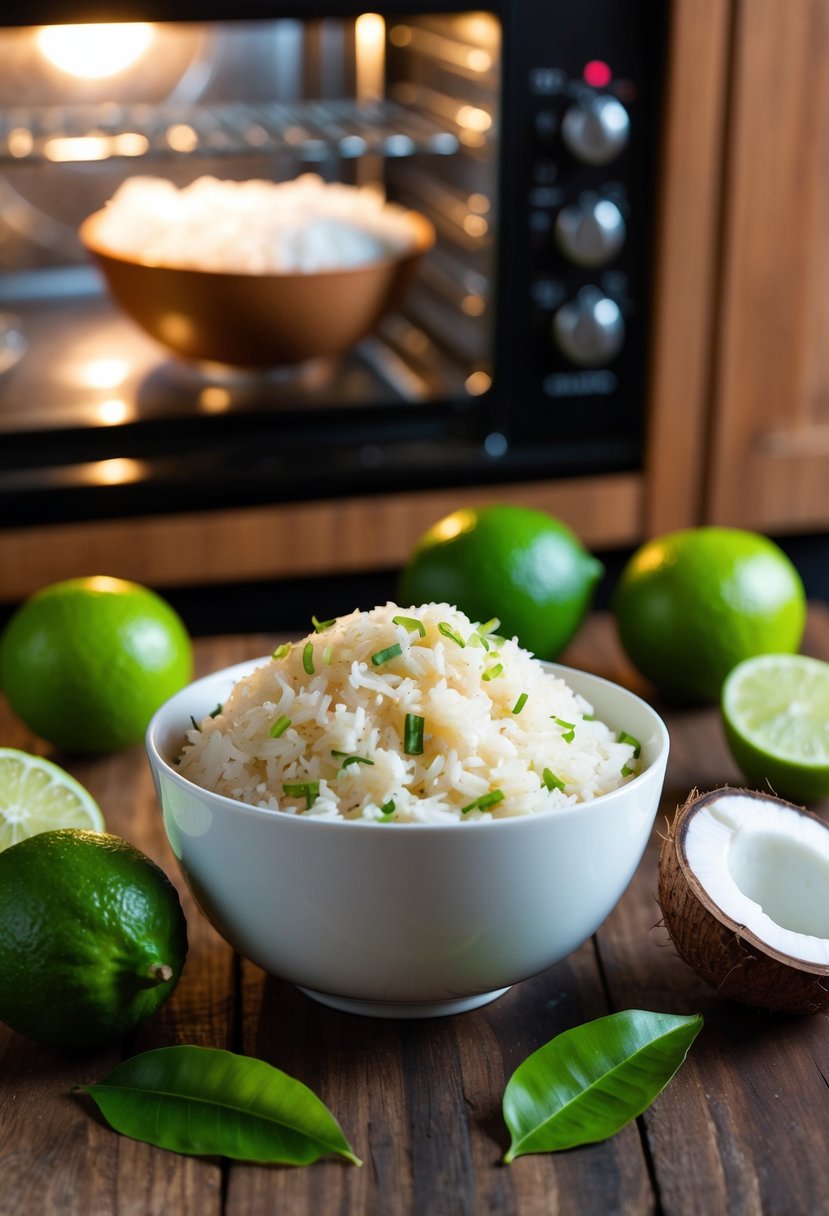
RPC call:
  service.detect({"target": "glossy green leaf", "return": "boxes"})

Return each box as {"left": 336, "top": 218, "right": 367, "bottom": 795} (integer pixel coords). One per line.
{"left": 78, "top": 1045, "right": 361, "bottom": 1166}
{"left": 503, "top": 1009, "right": 703, "bottom": 1162}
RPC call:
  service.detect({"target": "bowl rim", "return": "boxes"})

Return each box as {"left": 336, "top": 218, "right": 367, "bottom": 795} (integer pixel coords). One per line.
{"left": 79, "top": 207, "right": 436, "bottom": 282}
{"left": 146, "top": 654, "right": 670, "bottom": 833}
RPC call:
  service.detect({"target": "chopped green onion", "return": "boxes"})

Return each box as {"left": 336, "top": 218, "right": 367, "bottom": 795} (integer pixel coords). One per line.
{"left": 282, "top": 781, "right": 320, "bottom": 809}
{"left": 404, "top": 713, "right": 425, "bottom": 755}
{"left": 272, "top": 643, "right": 292, "bottom": 660}
{"left": 468, "top": 631, "right": 490, "bottom": 650}
{"left": 489, "top": 635, "right": 507, "bottom": 647}
{"left": 392, "top": 614, "right": 426, "bottom": 637}
{"left": 554, "top": 717, "right": 576, "bottom": 743}
{"left": 438, "top": 622, "right": 465, "bottom": 647}
{"left": 269, "top": 715, "right": 292, "bottom": 739}
{"left": 482, "top": 663, "right": 504, "bottom": 681}
{"left": 189, "top": 715, "right": 200, "bottom": 732}
{"left": 371, "top": 642, "right": 403, "bottom": 666}
{"left": 583, "top": 712, "right": 597, "bottom": 722}
{"left": 479, "top": 617, "right": 501, "bottom": 635}
{"left": 542, "top": 768, "right": 566, "bottom": 792}
{"left": 618, "top": 730, "right": 642, "bottom": 758}
{"left": 461, "top": 788, "right": 505, "bottom": 814}
{"left": 379, "top": 799, "right": 396, "bottom": 820}
{"left": 302, "top": 641, "right": 315, "bottom": 675}
{"left": 322, "top": 644, "right": 334, "bottom": 666}
{"left": 621, "top": 762, "right": 637, "bottom": 778}
{"left": 331, "top": 751, "right": 375, "bottom": 769}
{"left": 208, "top": 703, "right": 222, "bottom": 719}
{"left": 311, "top": 614, "right": 337, "bottom": 632}
{"left": 512, "top": 692, "right": 529, "bottom": 715}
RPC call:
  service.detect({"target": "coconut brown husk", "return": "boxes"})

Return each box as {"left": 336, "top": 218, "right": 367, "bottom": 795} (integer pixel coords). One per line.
{"left": 658, "top": 787, "right": 829, "bottom": 1014}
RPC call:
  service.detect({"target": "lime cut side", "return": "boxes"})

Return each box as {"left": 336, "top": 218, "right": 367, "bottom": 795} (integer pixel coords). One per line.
{"left": 721, "top": 654, "right": 829, "bottom": 803}
{"left": 0, "top": 749, "right": 105, "bottom": 851}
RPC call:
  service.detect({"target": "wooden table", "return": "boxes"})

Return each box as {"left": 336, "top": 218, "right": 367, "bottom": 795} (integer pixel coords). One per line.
{"left": 2, "top": 607, "right": 828, "bottom": 1216}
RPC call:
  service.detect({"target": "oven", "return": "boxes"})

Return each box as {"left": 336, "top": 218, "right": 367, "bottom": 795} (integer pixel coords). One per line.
{"left": 0, "top": 1, "right": 667, "bottom": 532}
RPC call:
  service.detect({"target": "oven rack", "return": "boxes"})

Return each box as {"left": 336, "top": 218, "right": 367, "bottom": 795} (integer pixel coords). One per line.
{"left": 0, "top": 97, "right": 461, "bottom": 164}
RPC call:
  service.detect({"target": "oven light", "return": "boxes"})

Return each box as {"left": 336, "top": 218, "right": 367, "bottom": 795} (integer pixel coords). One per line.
{"left": 199, "top": 387, "right": 232, "bottom": 413}
{"left": 36, "top": 23, "right": 154, "bottom": 80}
{"left": 44, "top": 133, "right": 149, "bottom": 162}
{"left": 465, "top": 370, "right": 492, "bottom": 396}
{"left": 463, "top": 215, "right": 488, "bottom": 238}
{"left": 90, "top": 458, "right": 145, "bottom": 486}
{"left": 355, "top": 13, "right": 386, "bottom": 102}
{"left": 83, "top": 358, "right": 130, "bottom": 390}
{"left": 96, "top": 398, "right": 131, "bottom": 426}
{"left": 454, "top": 105, "right": 492, "bottom": 133}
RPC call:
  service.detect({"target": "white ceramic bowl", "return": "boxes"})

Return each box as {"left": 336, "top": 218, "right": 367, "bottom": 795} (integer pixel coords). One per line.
{"left": 146, "top": 658, "right": 669, "bottom": 1018}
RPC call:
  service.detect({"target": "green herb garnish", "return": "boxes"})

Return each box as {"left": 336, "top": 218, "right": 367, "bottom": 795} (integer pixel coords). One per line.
{"left": 208, "top": 703, "right": 222, "bottom": 719}
{"left": 302, "top": 641, "right": 315, "bottom": 675}
{"left": 331, "top": 751, "right": 375, "bottom": 769}
{"left": 621, "top": 762, "right": 636, "bottom": 778}
{"left": 282, "top": 781, "right": 320, "bottom": 809}
{"left": 479, "top": 617, "right": 501, "bottom": 635}
{"left": 272, "top": 643, "right": 292, "bottom": 660}
{"left": 269, "top": 715, "right": 292, "bottom": 739}
{"left": 461, "top": 789, "right": 505, "bottom": 814}
{"left": 404, "top": 713, "right": 425, "bottom": 755}
{"left": 483, "top": 663, "right": 504, "bottom": 681}
{"left": 512, "top": 693, "right": 529, "bottom": 715}
{"left": 438, "top": 622, "right": 465, "bottom": 647}
{"left": 392, "top": 614, "right": 426, "bottom": 637}
{"left": 542, "top": 768, "right": 565, "bottom": 792}
{"left": 311, "top": 614, "right": 336, "bottom": 632}
{"left": 322, "top": 645, "right": 334, "bottom": 666}
{"left": 554, "top": 717, "right": 576, "bottom": 743}
{"left": 378, "top": 799, "right": 396, "bottom": 820}
{"left": 371, "top": 643, "right": 403, "bottom": 666}
{"left": 617, "top": 730, "right": 641, "bottom": 758}
{"left": 189, "top": 716, "right": 200, "bottom": 732}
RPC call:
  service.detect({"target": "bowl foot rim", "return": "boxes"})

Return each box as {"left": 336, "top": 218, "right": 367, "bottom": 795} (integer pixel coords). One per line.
{"left": 296, "top": 985, "right": 512, "bottom": 1019}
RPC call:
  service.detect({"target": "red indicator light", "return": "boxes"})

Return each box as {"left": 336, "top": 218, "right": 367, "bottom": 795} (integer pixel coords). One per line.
{"left": 583, "top": 60, "right": 612, "bottom": 88}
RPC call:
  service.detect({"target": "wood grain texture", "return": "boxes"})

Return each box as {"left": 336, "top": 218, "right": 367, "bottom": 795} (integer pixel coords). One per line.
{"left": 706, "top": 0, "right": 829, "bottom": 529}
{"left": 643, "top": 0, "right": 733, "bottom": 536}
{"left": 1, "top": 610, "right": 828, "bottom": 1214}
{"left": 0, "top": 474, "right": 643, "bottom": 606}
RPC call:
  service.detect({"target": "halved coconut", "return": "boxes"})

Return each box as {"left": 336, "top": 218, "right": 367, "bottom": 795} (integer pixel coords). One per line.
{"left": 658, "top": 787, "right": 829, "bottom": 1013}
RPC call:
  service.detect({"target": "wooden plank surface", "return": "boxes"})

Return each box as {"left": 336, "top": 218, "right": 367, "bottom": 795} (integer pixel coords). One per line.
{"left": 1, "top": 610, "right": 828, "bottom": 1216}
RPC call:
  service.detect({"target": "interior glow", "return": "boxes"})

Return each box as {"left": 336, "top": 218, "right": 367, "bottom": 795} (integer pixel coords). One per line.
{"left": 36, "top": 23, "right": 154, "bottom": 80}
{"left": 199, "top": 387, "right": 232, "bottom": 413}
{"left": 44, "top": 132, "right": 148, "bottom": 162}
{"left": 167, "top": 124, "right": 199, "bottom": 153}
{"left": 90, "top": 457, "right": 144, "bottom": 486}
{"left": 8, "top": 129, "right": 34, "bottom": 158}
{"left": 455, "top": 105, "right": 492, "bottom": 133}
{"left": 465, "top": 370, "right": 492, "bottom": 395}
{"left": 96, "top": 398, "right": 131, "bottom": 425}
{"left": 355, "top": 13, "right": 386, "bottom": 102}
{"left": 83, "top": 358, "right": 130, "bottom": 390}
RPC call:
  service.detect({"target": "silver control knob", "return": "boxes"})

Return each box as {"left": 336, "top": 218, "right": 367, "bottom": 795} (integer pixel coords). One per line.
{"left": 552, "top": 286, "right": 624, "bottom": 366}
{"left": 561, "top": 95, "right": 630, "bottom": 165}
{"left": 555, "top": 195, "right": 626, "bottom": 267}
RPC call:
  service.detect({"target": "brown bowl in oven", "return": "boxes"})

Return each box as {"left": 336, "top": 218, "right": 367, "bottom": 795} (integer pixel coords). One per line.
{"left": 79, "top": 208, "right": 435, "bottom": 368}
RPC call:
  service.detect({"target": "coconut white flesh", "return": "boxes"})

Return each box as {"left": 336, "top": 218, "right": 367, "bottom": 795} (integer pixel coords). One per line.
{"left": 684, "top": 792, "right": 829, "bottom": 965}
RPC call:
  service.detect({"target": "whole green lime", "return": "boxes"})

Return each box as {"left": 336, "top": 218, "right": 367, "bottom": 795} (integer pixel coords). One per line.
{"left": 0, "top": 576, "right": 192, "bottom": 753}
{"left": 612, "top": 527, "right": 806, "bottom": 703}
{"left": 0, "top": 828, "right": 187, "bottom": 1049}
{"left": 399, "top": 505, "right": 603, "bottom": 658}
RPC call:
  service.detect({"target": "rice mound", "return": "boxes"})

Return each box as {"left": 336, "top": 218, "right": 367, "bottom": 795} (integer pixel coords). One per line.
{"left": 94, "top": 174, "right": 420, "bottom": 274}
{"left": 177, "top": 602, "right": 640, "bottom": 824}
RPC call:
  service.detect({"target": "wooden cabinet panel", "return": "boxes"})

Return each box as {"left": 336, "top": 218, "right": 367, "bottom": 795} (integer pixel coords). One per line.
{"left": 706, "top": 0, "right": 829, "bottom": 529}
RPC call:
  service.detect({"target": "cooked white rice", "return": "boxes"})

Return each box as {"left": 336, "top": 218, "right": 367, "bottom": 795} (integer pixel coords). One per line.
{"left": 177, "top": 602, "right": 640, "bottom": 824}
{"left": 94, "top": 174, "right": 420, "bottom": 274}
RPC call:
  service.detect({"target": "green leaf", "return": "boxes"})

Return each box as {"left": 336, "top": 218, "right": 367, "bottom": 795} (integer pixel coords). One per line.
{"left": 77, "top": 1045, "right": 361, "bottom": 1167}
{"left": 502, "top": 1010, "right": 702, "bottom": 1162}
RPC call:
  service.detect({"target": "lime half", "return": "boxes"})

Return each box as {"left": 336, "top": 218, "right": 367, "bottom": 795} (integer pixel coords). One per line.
{"left": 0, "top": 749, "right": 105, "bottom": 851}
{"left": 721, "top": 654, "right": 829, "bottom": 803}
